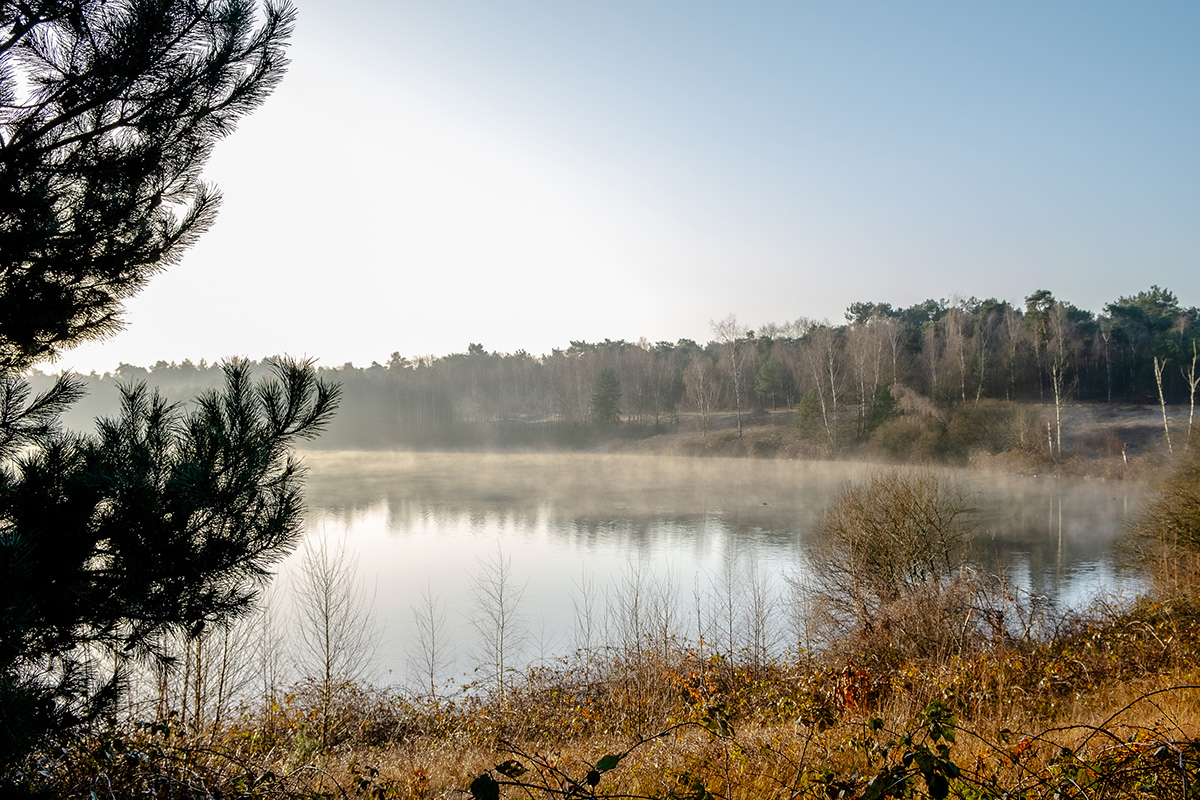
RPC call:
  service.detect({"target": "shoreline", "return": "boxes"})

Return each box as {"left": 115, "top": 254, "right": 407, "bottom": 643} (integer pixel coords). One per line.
{"left": 304, "top": 402, "right": 1186, "bottom": 482}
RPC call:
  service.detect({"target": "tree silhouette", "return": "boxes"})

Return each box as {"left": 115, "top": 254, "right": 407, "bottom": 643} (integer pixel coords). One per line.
{"left": 0, "top": 0, "right": 295, "bottom": 370}
{"left": 0, "top": 0, "right": 334, "bottom": 767}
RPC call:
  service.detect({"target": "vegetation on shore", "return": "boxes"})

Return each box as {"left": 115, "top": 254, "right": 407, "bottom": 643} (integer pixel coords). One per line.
{"left": 11, "top": 454, "right": 1200, "bottom": 798}
{"left": 607, "top": 401, "right": 1172, "bottom": 479}
{"left": 32, "top": 285, "right": 1200, "bottom": 461}
{"left": 20, "top": 600, "right": 1200, "bottom": 799}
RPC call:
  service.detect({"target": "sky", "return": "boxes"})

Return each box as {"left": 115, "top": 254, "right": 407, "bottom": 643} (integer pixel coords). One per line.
{"left": 57, "top": 1, "right": 1200, "bottom": 374}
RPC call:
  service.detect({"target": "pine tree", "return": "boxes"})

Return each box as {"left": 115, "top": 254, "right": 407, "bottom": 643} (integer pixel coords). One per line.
{"left": 0, "top": 0, "right": 341, "bottom": 767}
{"left": 590, "top": 367, "right": 622, "bottom": 426}
{"left": 1, "top": 359, "right": 337, "bottom": 764}
{"left": 0, "top": 0, "right": 296, "bottom": 370}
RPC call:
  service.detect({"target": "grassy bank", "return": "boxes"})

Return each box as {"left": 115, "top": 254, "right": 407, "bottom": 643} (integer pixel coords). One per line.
{"left": 609, "top": 401, "right": 1179, "bottom": 482}
{"left": 16, "top": 594, "right": 1200, "bottom": 798}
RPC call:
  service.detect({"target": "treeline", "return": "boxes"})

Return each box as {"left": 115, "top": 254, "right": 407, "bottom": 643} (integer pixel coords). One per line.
{"left": 36, "top": 286, "right": 1200, "bottom": 450}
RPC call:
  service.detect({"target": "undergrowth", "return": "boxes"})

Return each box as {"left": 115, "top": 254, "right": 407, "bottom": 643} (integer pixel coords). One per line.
{"left": 11, "top": 596, "right": 1200, "bottom": 798}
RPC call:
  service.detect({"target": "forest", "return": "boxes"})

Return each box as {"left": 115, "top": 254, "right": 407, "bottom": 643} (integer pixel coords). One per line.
{"left": 38, "top": 285, "right": 1200, "bottom": 456}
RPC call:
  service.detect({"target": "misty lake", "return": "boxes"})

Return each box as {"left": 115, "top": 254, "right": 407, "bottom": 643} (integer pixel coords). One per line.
{"left": 287, "top": 451, "right": 1145, "bottom": 688}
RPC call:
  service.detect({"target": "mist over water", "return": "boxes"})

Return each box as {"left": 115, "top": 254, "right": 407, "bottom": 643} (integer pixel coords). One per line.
{"left": 285, "top": 451, "right": 1145, "bottom": 689}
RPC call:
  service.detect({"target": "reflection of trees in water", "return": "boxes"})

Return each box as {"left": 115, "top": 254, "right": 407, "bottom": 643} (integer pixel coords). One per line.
{"left": 294, "top": 454, "right": 1150, "bottom": 689}
{"left": 972, "top": 485, "right": 1144, "bottom": 603}
{"left": 303, "top": 451, "right": 850, "bottom": 520}
{"left": 373, "top": 496, "right": 806, "bottom": 561}
{"left": 567, "top": 515, "right": 719, "bottom": 556}
{"left": 302, "top": 453, "right": 1145, "bottom": 609}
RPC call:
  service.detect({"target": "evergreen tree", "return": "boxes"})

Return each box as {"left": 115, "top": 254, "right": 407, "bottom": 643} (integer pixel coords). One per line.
{"left": 0, "top": 0, "right": 336, "bottom": 767}
{"left": 1, "top": 359, "right": 337, "bottom": 764}
{"left": 590, "top": 367, "right": 621, "bottom": 426}
{"left": 0, "top": 0, "right": 295, "bottom": 370}
{"left": 754, "top": 358, "right": 782, "bottom": 409}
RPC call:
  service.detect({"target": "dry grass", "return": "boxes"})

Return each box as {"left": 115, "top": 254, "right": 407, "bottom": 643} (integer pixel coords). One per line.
{"left": 16, "top": 596, "right": 1200, "bottom": 798}
{"left": 610, "top": 402, "right": 1178, "bottom": 482}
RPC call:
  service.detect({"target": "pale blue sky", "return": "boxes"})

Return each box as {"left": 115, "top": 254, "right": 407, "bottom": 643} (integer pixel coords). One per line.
{"left": 59, "top": 1, "right": 1199, "bottom": 373}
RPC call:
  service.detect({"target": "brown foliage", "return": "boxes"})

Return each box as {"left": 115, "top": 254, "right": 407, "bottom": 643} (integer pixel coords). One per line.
{"left": 1125, "top": 447, "right": 1200, "bottom": 594}
{"left": 803, "top": 471, "right": 982, "bottom": 663}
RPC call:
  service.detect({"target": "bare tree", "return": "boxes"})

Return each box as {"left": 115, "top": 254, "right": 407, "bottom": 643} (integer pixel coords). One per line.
{"left": 804, "top": 472, "right": 979, "bottom": 660}
{"left": 251, "top": 586, "right": 290, "bottom": 740}
{"left": 410, "top": 584, "right": 453, "bottom": 698}
{"left": 881, "top": 315, "right": 904, "bottom": 386}
{"left": 972, "top": 308, "right": 1000, "bottom": 404}
{"left": 1183, "top": 341, "right": 1200, "bottom": 452}
{"left": 711, "top": 314, "right": 749, "bottom": 438}
{"left": 742, "top": 551, "right": 778, "bottom": 675}
{"left": 713, "top": 546, "right": 743, "bottom": 670}
{"left": 684, "top": 350, "right": 720, "bottom": 433}
{"left": 151, "top": 613, "right": 261, "bottom": 739}
{"left": 292, "top": 531, "right": 380, "bottom": 750}
{"left": 844, "top": 312, "right": 901, "bottom": 434}
{"left": 648, "top": 568, "right": 682, "bottom": 666}
{"left": 571, "top": 570, "right": 600, "bottom": 681}
{"left": 785, "top": 564, "right": 819, "bottom": 658}
{"left": 1046, "top": 304, "right": 1077, "bottom": 457}
{"left": 1127, "top": 445, "right": 1200, "bottom": 593}
{"left": 922, "top": 324, "right": 942, "bottom": 402}
{"left": 613, "top": 557, "right": 651, "bottom": 662}
{"left": 1155, "top": 355, "right": 1174, "bottom": 456}
{"left": 1098, "top": 316, "right": 1116, "bottom": 403}
{"left": 844, "top": 321, "right": 879, "bottom": 437}
{"left": 1002, "top": 304, "right": 1026, "bottom": 401}
{"left": 797, "top": 325, "right": 842, "bottom": 448}
{"left": 470, "top": 545, "right": 526, "bottom": 701}
{"left": 941, "top": 307, "right": 968, "bottom": 405}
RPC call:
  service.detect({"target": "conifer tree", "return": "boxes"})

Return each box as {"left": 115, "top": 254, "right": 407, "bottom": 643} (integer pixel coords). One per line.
{"left": 0, "top": 0, "right": 341, "bottom": 767}
{"left": 1, "top": 0, "right": 295, "bottom": 370}
{"left": 590, "top": 367, "right": 622, "bottom": 426}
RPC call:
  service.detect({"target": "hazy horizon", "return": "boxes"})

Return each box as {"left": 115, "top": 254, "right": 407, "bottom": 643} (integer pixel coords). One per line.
{"left": 52, "top": 1, "right": 1199, "bottom": 376}
{"left": 44, "top": 284, "right": 1200, "bottom": 376}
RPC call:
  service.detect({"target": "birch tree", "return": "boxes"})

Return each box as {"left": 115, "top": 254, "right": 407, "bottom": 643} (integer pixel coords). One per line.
{"left": 711, "top": 315, "right": 749, "bottom": 438}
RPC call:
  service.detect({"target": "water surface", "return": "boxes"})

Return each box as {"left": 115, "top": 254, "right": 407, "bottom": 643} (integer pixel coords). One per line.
{"left": 287, "top": 451, "right": 1145, "bottom": 687}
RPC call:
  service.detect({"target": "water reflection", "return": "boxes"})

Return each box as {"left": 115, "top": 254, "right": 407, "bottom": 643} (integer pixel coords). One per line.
{"left": 291, "top": 451, "right": 1145, "bottom": 687}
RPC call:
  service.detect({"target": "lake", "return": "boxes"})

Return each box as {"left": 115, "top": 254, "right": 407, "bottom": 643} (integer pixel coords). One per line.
{"left": 285, "top": 451, "right": 1146, "bottom": 689}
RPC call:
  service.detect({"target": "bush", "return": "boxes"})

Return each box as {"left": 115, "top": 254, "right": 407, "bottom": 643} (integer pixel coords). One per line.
{"left": 870, "top": 401, "right": 1026, "bottom": 463}
{"left": 1124, "top": 448, "right": 1200, "bottom": 595}
{"left": 870, "top": 416, "right": 947, "bottom": 461}
{"left": 800, "top": 471, "right": 981, "bottom": 664}
{"left": 944, "top": 400, "right": 1019, "bottom": 455}
{"left": 794, "top": 389, "right": 826, "bottom": 439}
{"left": 863, "top": 382, "right": 899, "bottom": 434}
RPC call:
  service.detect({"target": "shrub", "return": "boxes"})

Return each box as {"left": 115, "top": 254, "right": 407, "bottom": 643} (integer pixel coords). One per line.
{"left": 870, "top": 416, "right": 947, "bottom": 461}
{"left": 944, "top": 400, "right": 1019, "bottom": 456}
{"left": 863, "top": 382, "right": 900, "bottom": 434}
{"left": 870, "top": 401, "right": 1026, "bottom": 464}
{"left": 800, "top": 471, "right": 981, "bottom": 664}
{"left": 794, "top": 390, "right": 826, "bottom": 439}
{"left": 1124, "top": 447, "right": 1200, "bottom": 595}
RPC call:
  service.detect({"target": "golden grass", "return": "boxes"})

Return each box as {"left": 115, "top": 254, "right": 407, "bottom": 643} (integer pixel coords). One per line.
{"left": 18, "top": 596, "right": 1200, "bottom": 798}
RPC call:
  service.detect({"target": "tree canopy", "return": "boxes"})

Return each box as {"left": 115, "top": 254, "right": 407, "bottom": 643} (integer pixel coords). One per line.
{"left": 48, "top": 282, "right": 1198, "bottom": 454}
{"left": 590, "top": 367, "right": 622, "bottom": 426}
